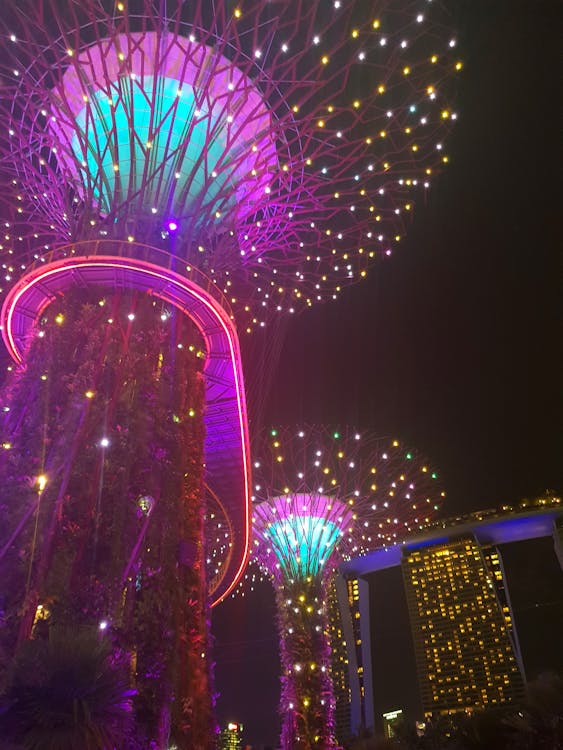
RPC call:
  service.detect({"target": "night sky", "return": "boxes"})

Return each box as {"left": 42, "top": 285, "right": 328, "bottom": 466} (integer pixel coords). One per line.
{"left": 213, "top": 1, "right": 561, "bottom": 745}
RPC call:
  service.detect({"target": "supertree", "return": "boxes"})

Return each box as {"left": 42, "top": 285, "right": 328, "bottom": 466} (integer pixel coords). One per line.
{"left": 0, "top": 1, "right": 459, "bottom": 746}
{"left": 251, "top": 426, "right": 445, "bottom": 750}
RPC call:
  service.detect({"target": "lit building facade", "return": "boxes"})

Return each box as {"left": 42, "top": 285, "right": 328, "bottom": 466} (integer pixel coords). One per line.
{"left": 338, "top": 503, "right": 562, "bottom": 733}
{"left": 382, "top": 709, "right": 404, "bottom": 739}
{"left": 332, "top": 573, "right": 374, "bottom": 737}
{"left": 218, "top": 722, "right": 244, "bottom": 750}
{"left": 327, "top": 578, "right": 351, "bottom": 743}
{"left": 402, "top": 536, "right": 524, "bottom": 717}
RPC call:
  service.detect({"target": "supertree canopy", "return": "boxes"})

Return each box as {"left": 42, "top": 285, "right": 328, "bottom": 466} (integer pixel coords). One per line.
{"left": 0, "top": 0, "right": 460, "bottom": 330}
{"left": 252, "top": 426, "right": 445, "bottom": 750}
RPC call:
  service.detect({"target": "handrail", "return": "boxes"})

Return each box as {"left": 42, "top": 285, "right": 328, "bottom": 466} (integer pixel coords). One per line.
{"left": 27, "top": 239, "right": 235, "bottom": 321}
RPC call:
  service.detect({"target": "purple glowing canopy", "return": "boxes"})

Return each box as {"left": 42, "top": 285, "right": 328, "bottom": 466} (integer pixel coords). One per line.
{"left": 253, "top": 494, "right": 353, "bottom": 580}
{"left": 248, "top": 426, "right": 446, "bottom": 588}
{"left": 48, "top": 33, "right": 277, "bottom": 222}
{"left": 0, "top": 0, "right": 460, "bottom": 328}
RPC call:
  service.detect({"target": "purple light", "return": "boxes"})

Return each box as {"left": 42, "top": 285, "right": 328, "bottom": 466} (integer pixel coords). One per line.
{"left": 0, "top": 2, "right": 460, "bottom": 330}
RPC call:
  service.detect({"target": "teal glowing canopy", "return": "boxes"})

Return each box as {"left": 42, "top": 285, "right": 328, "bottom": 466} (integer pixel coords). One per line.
{"left": 253, "top": 494, "right": 354, "bottom": 580}
{"left": 73, "top": 76, "right": 235, "bottom": 217}
{"left": 49, "top": 33, "right": 277, "bottom": 223}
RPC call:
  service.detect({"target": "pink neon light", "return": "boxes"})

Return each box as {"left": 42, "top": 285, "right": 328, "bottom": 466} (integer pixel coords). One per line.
{"left": 2, "top": 258, "right": 251, "bottom": 606}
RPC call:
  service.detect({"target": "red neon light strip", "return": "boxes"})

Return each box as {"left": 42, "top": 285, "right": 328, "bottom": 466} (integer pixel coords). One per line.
{"left": 2, "top": 258, "right": 250, "bottom": 606}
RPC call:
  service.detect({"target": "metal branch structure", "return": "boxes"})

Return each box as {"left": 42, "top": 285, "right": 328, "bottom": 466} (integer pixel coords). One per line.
{"left": 252, "top": 426, "right": 445, "bottom": 749}
{"left": 0, "top": 0, "right": 460, "bottom": 329}
{"left": 0, "top": 1, "right": 459, "bottom": 747}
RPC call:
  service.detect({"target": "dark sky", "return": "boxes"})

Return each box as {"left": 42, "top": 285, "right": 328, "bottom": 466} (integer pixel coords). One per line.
{"left": 213, "top": 1, "right": 561, "bottom": 744}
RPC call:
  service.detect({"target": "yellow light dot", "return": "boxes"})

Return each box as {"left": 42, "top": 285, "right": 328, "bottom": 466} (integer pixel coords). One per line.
{"left": 455, "top": 61, "right": 463, "bottom": 71}
{"left": 321, "top": 55, "right": 329, "bottom": 65}
{"left": 37, "top": 475, "right": 47, "bottom": 491}
{"left": 442, "top": 155, "right": 449, "bottom": 163}
{"left": 403, "top": 66, "right": 410, "bottom": 75}
{"left": 430, "top": 55, "right": 438, "bottom": 64}
{"left": 412, "top": 144, "right": 418, "bottom": 152}
{"left": 292, "top": 105, "right": 299, "bottom": 113}
{"left": 380, "top": 130, "right": 386, "bottom": 138}
{"left": 441, "top": 110, "right": 450, "bottom": 119}
{"left": 85, "top": 390, "right": 95, "bottom": 399}
{"left": 352, "top": 29, "right": 359, "bottom": 38}
{"left": 234, "top": 7, "right": 241, "bottom": 18}
{"left": 427, "top": 86, "right": 435, "bottom": 95}
{"left": 353, "top": 100, "right": 360, "bottom": 109}
{"left": 55, "top": 313, "right": 64, "bottom": 325}
{"left": 366, "top": 137, "right": 372, "bottom": 144}
{"left": 373, "top": 19, "right": 380, "bottom": 29}
{"left": 317, "top": 119, "right": 325, "bottom": 128}
{"left": 377, "top": 84, "right": 385, "bottom": 94}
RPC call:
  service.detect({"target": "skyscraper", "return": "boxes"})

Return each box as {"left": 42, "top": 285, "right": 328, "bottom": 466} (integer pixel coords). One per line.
{"left": 219, "top": 722, "right": 244, "bottom": 750}
{"left": 402, "top": 535, "right": 525, "bottom": 717}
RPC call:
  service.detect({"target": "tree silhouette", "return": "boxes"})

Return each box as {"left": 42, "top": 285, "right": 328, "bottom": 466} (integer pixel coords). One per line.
{"left": 0, "top": 627, "right": 134, "bottom": 750}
